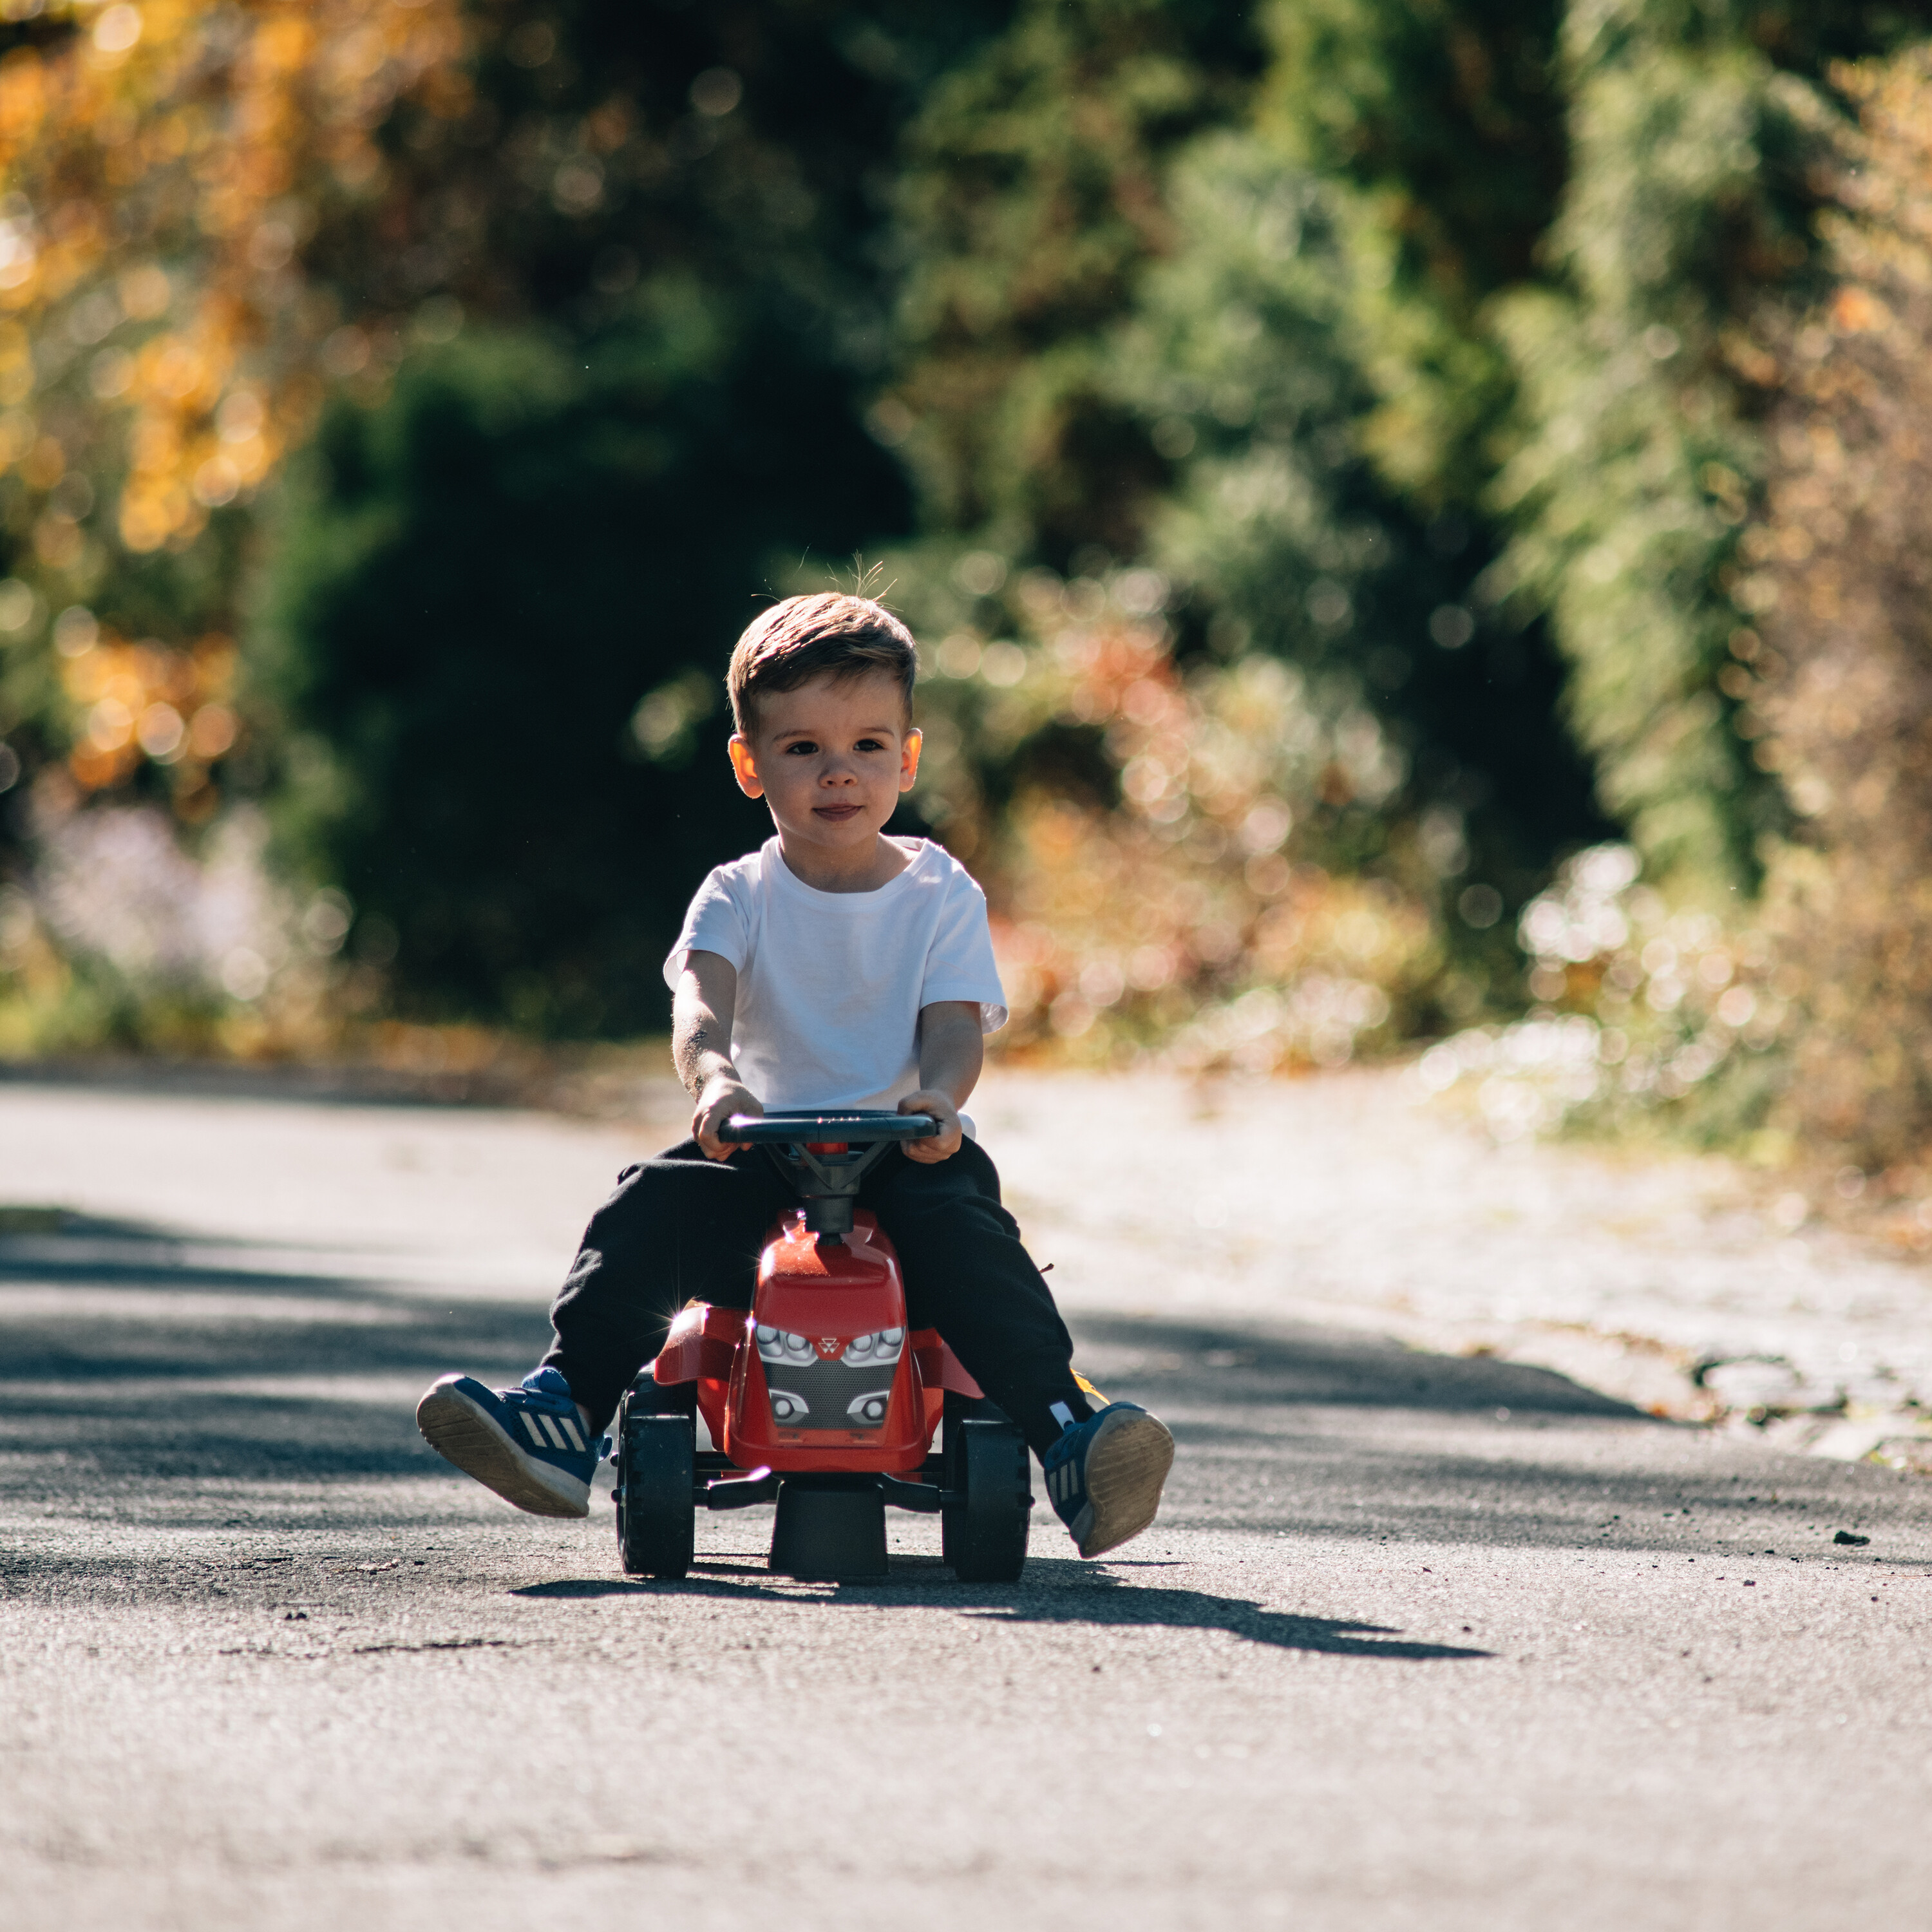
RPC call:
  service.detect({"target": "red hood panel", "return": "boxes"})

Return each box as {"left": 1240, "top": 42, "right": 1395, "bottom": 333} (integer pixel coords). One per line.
{"left": 755, "top": 1208, "right": 905, "bottom": 1337}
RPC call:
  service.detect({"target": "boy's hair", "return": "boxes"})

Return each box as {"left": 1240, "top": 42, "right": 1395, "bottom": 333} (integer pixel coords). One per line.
{"left": 727, "top": 593, "right": 918, "bottom": 736}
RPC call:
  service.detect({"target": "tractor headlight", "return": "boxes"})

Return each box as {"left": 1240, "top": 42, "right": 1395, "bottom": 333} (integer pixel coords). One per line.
{"left": 768, "top": 1388, "right": 810, "bottom": 1424}
{"left": 842, "top": 1327, "right": 904, "bottom": 1367}
{"left": 756, "top": 1325, "right": 815, "bottom": 1365}
{"left": 846, "top": 1390, "right": 892, "bottom": 1426}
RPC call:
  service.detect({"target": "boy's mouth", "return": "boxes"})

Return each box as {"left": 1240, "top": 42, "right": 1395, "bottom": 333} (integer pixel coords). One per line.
{"left": 812, "top": 803, "right": 863, "bottom": 822}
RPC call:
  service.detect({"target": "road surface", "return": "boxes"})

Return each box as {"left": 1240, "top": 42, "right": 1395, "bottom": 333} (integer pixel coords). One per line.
{"left": 3, "top": 1069, "right": 1929, "bottom": 1929}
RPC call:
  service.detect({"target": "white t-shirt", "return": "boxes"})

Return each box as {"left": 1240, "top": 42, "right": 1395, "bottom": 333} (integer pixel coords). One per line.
{"left": 663, "top": 837, "right": 1008, "bottom": 1114}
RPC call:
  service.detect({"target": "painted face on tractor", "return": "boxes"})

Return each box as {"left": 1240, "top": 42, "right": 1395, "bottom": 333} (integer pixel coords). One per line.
{"left": 756, "top": 1323, "right": 904, "bottom": 1432}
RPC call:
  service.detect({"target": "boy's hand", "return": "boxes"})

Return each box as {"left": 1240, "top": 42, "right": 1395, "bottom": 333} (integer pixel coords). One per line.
{"left": 694, "top": 1077, "right": 761, "bottom": 1161}
{"left": 898, "top": 1090, "right": 963, "bottom": 1163}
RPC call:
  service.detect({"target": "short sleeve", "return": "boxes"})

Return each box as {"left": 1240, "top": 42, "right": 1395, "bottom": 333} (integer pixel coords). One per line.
{"left": 662, "top": 866, "right": 750, "bottom": 989}
{"left": 920, "top": 866, "right": 1009, "bottom": 1034}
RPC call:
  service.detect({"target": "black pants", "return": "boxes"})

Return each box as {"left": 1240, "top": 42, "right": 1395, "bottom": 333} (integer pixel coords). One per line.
{"left": 542, "top": 1137, "right": 1089, "bottom": 1459}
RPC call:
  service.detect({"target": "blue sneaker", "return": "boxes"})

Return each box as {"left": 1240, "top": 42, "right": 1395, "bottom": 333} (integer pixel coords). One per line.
{"left": 416, "top": 1367, "right": 600, "bottom": 1519}
{"left": 1042, "top": 1401, "right": 1175, "bottom": 1558}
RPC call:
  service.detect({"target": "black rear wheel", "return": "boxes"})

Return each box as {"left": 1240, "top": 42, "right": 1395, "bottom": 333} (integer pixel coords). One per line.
{"left": 942, "top": 1395, "right": 1031, "bottom": 1582}
{"left": 616, "top": 1401, "right": 696, "bottom": 1578}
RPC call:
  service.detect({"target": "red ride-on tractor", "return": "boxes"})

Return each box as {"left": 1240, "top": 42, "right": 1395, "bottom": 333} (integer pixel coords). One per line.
{"left": 611, "top": 1111, "right": 1034, "bottom": 1584}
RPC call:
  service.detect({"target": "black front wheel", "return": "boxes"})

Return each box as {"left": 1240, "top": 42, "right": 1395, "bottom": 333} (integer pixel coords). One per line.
{"left": 615, "top": 1403, "right": 696, "bottom": 1578}
{"left": 942, "top": 1396, "right": 1031, "bottom": 1582}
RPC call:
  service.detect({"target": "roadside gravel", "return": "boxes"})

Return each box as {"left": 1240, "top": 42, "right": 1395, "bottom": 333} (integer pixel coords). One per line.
{"left": 974, "top": 1066, "right": 1932, "bottom": 1468}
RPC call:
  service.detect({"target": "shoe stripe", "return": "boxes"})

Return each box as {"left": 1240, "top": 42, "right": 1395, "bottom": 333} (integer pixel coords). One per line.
{"left": 538, "top": 1413, "right": 567, "bottom": 1452}
{"left": 560, "top": 1416, "right": 584, "bottom": 1454}
{"left": 417, "top": 1387, "right": 591, "bottom": 1519}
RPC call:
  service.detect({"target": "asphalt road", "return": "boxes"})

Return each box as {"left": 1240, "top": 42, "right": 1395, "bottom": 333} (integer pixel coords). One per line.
{"left": 4, "top": 1073, "right": 1931, "bottom": 1930}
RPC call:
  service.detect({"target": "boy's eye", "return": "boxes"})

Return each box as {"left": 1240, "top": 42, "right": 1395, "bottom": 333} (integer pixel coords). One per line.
{"left": 783, "top": 739, "right": 819, "bottom": 755}
{"left": 854, "top": 737, "right": 887, "bottom": 752}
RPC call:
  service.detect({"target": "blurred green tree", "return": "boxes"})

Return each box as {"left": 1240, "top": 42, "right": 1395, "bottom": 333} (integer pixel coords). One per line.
{"left": 887, "top": 0, "right": 1609, "bottom": 983}
{"left": 887, "top": 0, "right": 1264, "bottom": 566}
{"left": 258, "top": 311, "right": 910, "bottom": 1035}
{"left": 1492, "top": 0, "right": 1916, "bottom": 895}
{"left": 252, "top": 1, "right": 1026, "bottom": 1030}
{"left": 1113, "top": 109, "right": 1607, "bottom": 938}
{"left": 1254, "top": 0, "right": 1567, "bottom": 506}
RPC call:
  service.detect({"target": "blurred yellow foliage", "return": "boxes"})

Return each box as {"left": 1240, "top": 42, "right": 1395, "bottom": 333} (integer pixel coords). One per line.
{"left": 0, "top": 0, "right": 468, "bottom": 788}
{"left": 1740, "top": 43, "right": 1932, "bottom": 1173}
{"left": 58, "top": 626, "right": 235, "bottom": 806}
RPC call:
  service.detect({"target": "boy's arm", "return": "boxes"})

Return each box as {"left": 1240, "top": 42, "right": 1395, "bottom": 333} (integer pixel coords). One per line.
{"left": 899, "top": 1000, "right": 984, "bottom": 1164}
{"left": 673, "top": 950, "right": 762, "bottom": 1160}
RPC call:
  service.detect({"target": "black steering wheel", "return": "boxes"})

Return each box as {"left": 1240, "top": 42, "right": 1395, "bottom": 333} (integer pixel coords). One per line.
{"left": 725, "top": 1109, "right": 938, "bottom": 1145}
{"left": 724, "top": 1110, "right": 940, "bottom": 1235}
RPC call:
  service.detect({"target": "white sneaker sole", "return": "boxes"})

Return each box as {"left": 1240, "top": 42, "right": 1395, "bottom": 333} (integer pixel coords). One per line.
{"left": 1075, "top": 1408, "right": 1175, "bottom": 1558}
{"left": 416, "top": 1378, "right": 591, "bottom": 1519}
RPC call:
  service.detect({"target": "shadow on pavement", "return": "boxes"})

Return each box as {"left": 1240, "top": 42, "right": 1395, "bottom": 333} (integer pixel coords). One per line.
{"left": 0, "top": 1212, "right": 1870, "bottom": 1570}
{"left": 0, "top": 1213, "right": 553, "bottom": 1494}
{"left": 511, "top": 1563, "right": 1492, "bottom": 1658}
{"left": 0, "top": 1217, "right": 550, "bottom": 1368}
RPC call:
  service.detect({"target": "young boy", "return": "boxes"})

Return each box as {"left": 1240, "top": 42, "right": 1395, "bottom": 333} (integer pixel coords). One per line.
{"left": 417, "top": 592, "right": 1174, "bottom": 1559}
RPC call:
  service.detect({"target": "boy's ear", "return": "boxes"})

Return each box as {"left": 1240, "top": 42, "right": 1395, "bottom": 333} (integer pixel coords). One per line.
{"left": 728, "top": 734, "right": 764, "bottom": 799}
{"left": 899, "top": 727, "right": 922, "bottom": 793}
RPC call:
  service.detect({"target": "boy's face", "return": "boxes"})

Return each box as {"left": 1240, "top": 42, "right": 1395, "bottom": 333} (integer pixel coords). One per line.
{"left": 728, "top": 669, "right": 920, "bottom": 862}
